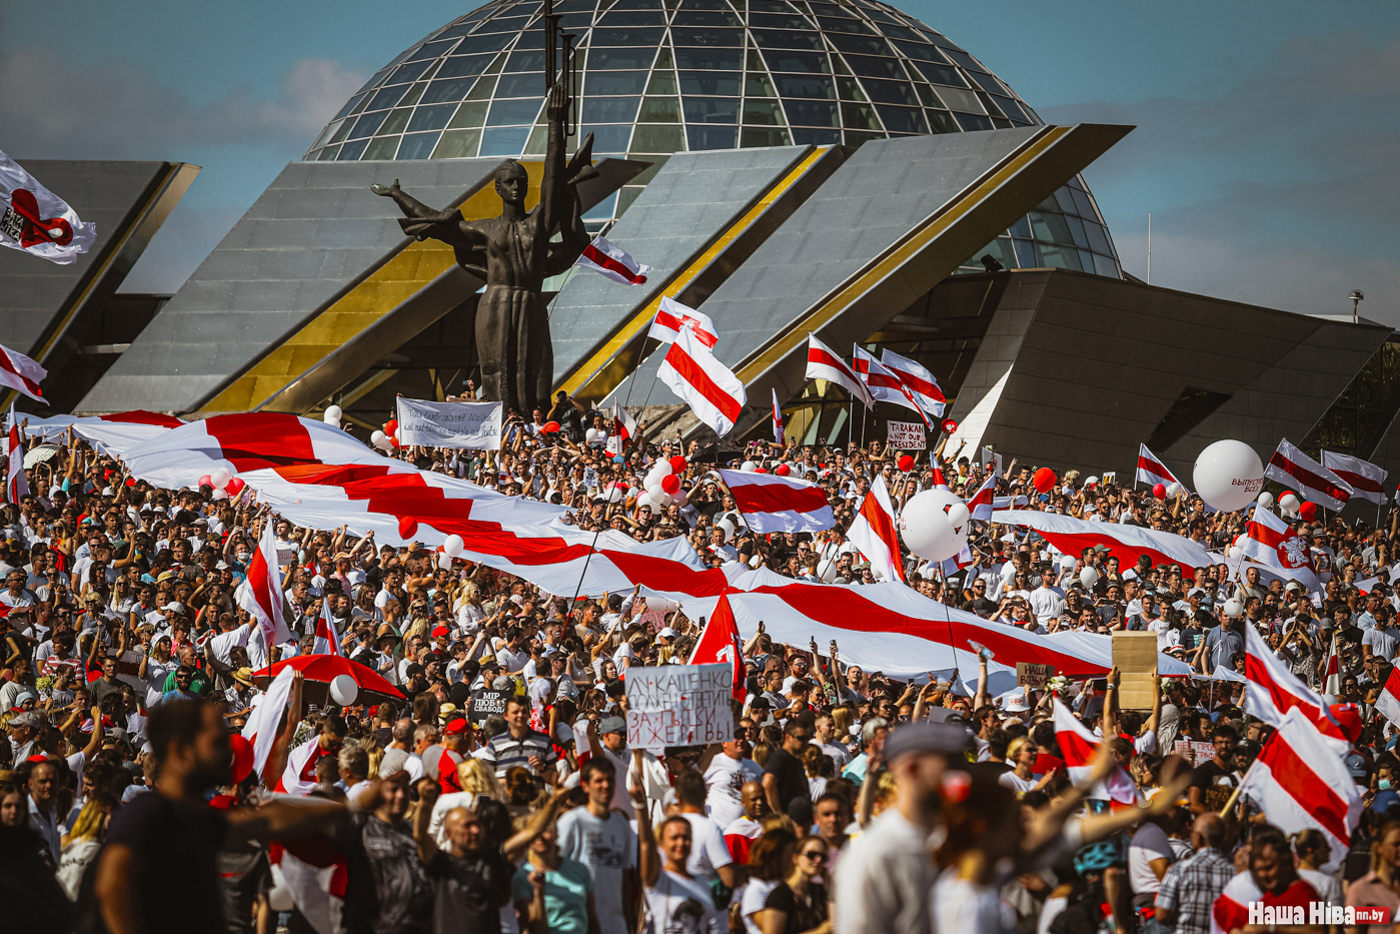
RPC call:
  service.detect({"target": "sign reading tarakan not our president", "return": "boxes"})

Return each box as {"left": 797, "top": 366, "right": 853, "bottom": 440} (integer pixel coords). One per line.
{"left": 886, "top": 419, "right": 926, "bottom": 451}
{"left": 396, "top": 397, "right": 503, "bottom": 450}
{"left": 626, "top": 663, "right": 733, "bottom": 750}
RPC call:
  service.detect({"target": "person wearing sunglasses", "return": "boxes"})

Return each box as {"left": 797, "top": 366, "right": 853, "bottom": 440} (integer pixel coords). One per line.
{"left": 750, "top": 832, "right": 833, "bottom": 934}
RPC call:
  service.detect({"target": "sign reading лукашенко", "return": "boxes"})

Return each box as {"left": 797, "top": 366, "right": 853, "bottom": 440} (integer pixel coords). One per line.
{"left": 625, "top": 664, "right": 733, "bottom": 750}
{"left": 395, "top": 397, "right": 503, "bottom": 450}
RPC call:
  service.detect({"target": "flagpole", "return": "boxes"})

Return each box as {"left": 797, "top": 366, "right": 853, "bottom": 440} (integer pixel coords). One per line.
{"left": 619, "top": 329, "right": 651, "bottom": 412}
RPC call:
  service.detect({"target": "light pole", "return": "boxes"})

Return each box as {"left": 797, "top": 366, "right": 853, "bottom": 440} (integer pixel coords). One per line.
{"left": 1350, "top": 290, "right": 1365, "bottom": 324}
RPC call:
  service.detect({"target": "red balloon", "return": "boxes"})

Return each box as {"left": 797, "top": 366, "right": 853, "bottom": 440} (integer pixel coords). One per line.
{"left": 1032, "top": 467, "right": 1057, "bottom": 493}
{"left": 227, "top": 477, "right": 246, "bottom": 496}
{"left": 198, "top": 474, "right": 213, "bottom": 489}
{"left": 543, "top": 421, "right": 561, "bottom": 433}
{"left": 661, "top": 474, "right": 681, "bottom": 495}
{"left": 669, "top": 456, "right": 687, "bottom": 473}
{"left": 755, "top": 468, "right": 767, "bottom": 474}
{"left": 1152, "top": 483, "right": 1166, "bottom": 499}
{"left": 125, "top": 477, "right": 136, "bottom": 487}
{"left": 398, "top": 516, "right": 419, "bottom": 539}
{"left": 775, "top": 464, "right": 791, "bottom": 476}
{"left": 898, "top": 454, "right": 915, "bottom": 472}
{"left": 386, "top": 419, "right": 398, "bottom": 435}
{"left": 941, "top": 418, "right": 958, "bottom": 434}
{"left": 1299, "top": 501, "right": 1318, "bottom": 521}
{"left": 229, "top": 734, "right": 255, "bottom": 784}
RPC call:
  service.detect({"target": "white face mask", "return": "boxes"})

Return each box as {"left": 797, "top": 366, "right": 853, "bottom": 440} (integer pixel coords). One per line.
{"left": 236, "top": 551, "right": 250, "bottom": 563}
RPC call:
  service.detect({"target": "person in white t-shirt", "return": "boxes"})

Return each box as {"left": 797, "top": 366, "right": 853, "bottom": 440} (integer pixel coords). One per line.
{"left": 632, "top": 776, "right": 723, "bottom": 934}
{"left": 1127, "top": 817, "right": 1176, "bottom": 898}
{"left": 702, "top": 736, "right": 763, "bottom": 829}
{"left": 674, "top": 770, "right": 736, "bottom": 889}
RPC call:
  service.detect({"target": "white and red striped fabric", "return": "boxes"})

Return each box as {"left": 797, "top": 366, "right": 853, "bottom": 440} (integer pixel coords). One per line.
{"left": 607, "top": 403, "right": 637, "bottom": 456}
{"left": 1376, "top": 665, "right": 1400, "bottom": 729}
{"left": 1235, "top": 707, "right": 1362, "bottom": 870}
{"left": 880, "top": 348, "right": 946, "bottom": 418}
{"left": 1324, "top": 632, "right": 1341, "bottom": 696}
{"left": 1241, "top": 505, "right": 1320, "bottom": 592}
{"left": 718, "top": 468, "right": 834, "bottom": 534}
{"left": 846, "top": 473, "right": 905, "bottom": 583}
{"left": 688, "top": 592, "right": 746, "bottom": 701}
{"left": 1052, "top": 699, "right": 1141, "bottom": 808}
{"left": 992, "top": 509, "right": 1214, "bottom": 577}
{"left": 313, "top": 600, "right": 344, "bottom": 657}
{"left": 5, "top": 404, "right": 27, "bottom": 504}
{"left": 1242, "top": 623, "right": 1351, "bottom": 749}
{"left": 1135, "top": 443, "right": 1180, "bottom": 489}
{"left": 658, "top": 326, "right": 746, "bottom": 436}
{"left": 0, "top": 342, "right": 46, "bottom": 403}
{"left": 1210, "top": 869, "right": 1318, "bottom": 934}
{"left": 967, "top": 472, "right": 997, "bottom": 522}
{"left": 22, "top": 410, "right": 184, "bottom": 457}
{"left": 771, "top": 388, "right": 785, "bottom": 446}
{"left": 276, "top": 739, "right": 328, "bottom": 796}
{"left": 237, "top": 520, "right": 294, "bottom": 652}
{"left": 805, "top": 334, "right": 873, "bottom": 408}
{"left": 1322, "top": 450, "right": 1386, "bottom": 505}
{"left": 852, "top": 345, "right": 930, "bottom": 427}
{"left": 1265, "top": 439, "right": 1352, "bottom": 511}
{"left": 270, "top": 839, "right": 346, "bottom": 934}
{"left": 938, "top": 545, "right": 974, "bottom": 578}
{"left": 574, "top": 235, "right": 652, "bottom": 285}
{"left": 241, "top": 665, "right": 296, "bottom": 784}
{"left": 648, "top": 296, "right": 718, "bottom": 349}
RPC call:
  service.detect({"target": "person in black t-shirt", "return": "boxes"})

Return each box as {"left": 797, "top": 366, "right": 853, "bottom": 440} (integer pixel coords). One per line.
{"left": 1187, "top": 724, "right": 1238, "bottom": 816}
{"left": 763, "top": 721, "right": 814, "bottom": 818}
{"left": 412, "top": 779, "right": 517, "bottom": 934}
{"left": 337, "top": 770, "right": 435, "bottom": 934}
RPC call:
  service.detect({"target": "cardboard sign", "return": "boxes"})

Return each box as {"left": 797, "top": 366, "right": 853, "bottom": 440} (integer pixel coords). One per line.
{"left": 1112, "top": 632, "right": 1158, "bottom": 709}
{"left": 1016, "top": 662, "right": 1054, "bottom": 689}
{"left": 115, "top": 650, "right": 147, "bottom": 693}
{"left": 469, "top": 689, "right": 509, "bottom": 724}
{"left": 1174, "top": 740, "right": 1217, "bottom": 767}
{"left": 396, "top": 397, "right": 503, "bottom": 450}
{"left": 625, "top": 664, "right": 733, "bottom": 750}
{"left": 886, "top": 420, "right": 926, "bottom": 451}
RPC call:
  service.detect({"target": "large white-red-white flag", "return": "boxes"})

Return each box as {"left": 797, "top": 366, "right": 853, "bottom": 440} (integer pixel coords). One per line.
{"left": 1322, "top": 450, "right": 1386, "bottom": 505}
{"left": 574, "top": 235, "right": 652, "bottom": 285}
{"left": 658, "top": 326, "right": 746, "bottom": 436}
{"left": 1241, "top": 505, "right": 1320, "bottom": 592}
{"left": 805, "top": 334, "right": 873, "bottom": 408}
{"left": 237, "top": 519, "right": 294, "bottom": 652}
{"left": 852, "top": 345, "right": 931, "bottom": 428}
{"left": 648, "top": 296, "right": 718, "bottom": 349}
{"left": 1242, "top": 623, "right": 1347, "bottom": 742}
{"left": 1210, "top": 865, "right": 1319, "bottom": 934}
{"left": 880, "top": 348, "right": 946, "bottom": 418}
{"left": 0, "top": 151, "right": 97, "bottom": 265}
{"left": 5, "top": 404, "right": 27, "bottom": 504}
{"left": 771, "top": 388, "right": 785, "bottom": 446}
{"left": 1135, "top": 443, "right": 1181, "bottom": 489}
{"left": 846, "top": 473, "right": 905, "bottom": 583}
{"left": 0, "top": 342, "right": 46, "bottom": 404}
{"left": 1265, "top": 439, "right": 1352, "bottom": 511}
{"left": 688, "top": 592, "right": 746, "bottom": 701}
{"left": 1235, "top": 707, "right": 1362, "bottom": 870}
{"left": 967, "top": 472, "right": 997, "bottom": 522}
{"left": 1053, "top": 699, "right": 1141, "bottom": 809}
{"left": 718, "top": 468, "right": 834, "bottom": 534}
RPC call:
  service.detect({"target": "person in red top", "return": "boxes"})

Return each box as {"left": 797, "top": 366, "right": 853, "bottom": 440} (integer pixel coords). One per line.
{"left": 1211, "top": 825, "right": 1320, "bottom": 934}
{"left": 437, "top": 718, "right": 469, "bottom": 794}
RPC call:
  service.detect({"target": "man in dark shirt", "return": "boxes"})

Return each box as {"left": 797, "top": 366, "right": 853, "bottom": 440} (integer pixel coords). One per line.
{"left": 336, "top": 770, "right": 435, "bottom": 934}
{"left": 762, "top": 720, "right": 813, "bottom": 818}
{"left": 412, "top": 779, "right": 514, "bottom": 934}
{"left": 1187, "top": 724, "right": 1238, "bottom": 816}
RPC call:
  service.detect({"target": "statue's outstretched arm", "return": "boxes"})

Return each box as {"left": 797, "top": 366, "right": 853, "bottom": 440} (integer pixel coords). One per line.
{"left": 535, "top": 81, "right": 569, "bottom": 240}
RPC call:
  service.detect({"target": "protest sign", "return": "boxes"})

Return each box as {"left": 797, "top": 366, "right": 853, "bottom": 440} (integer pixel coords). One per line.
{"left": 886, "top": 420, "right": 926, "bottom": 451}
{"left": 1112, "top": 632, "right": 1158, "bottom": 709}
{"left": 1174, "top": 740, "right": 1216, "bottom": 767}
{"left": 1016, "top": 662, "right": 1054, "bottom": 689}
{"left": 395, "top": 397, "right": 503, "bottom": 450}
{"left": 469, "top": 689, "right": 509, "bottom": 724}
{"left": 625, "top": 664, "right": 733, "bottom": 750}
{"left": 115, "top": 650, "right": 146, "bottom": 693}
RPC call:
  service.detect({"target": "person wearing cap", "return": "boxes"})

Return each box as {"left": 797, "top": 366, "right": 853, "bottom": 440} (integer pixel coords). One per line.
{"left": 435, "top": 718, "right": 470, "bottom": 795}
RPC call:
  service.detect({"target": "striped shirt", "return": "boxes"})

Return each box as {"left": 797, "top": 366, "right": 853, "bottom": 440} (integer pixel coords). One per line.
{"left": 479, "top": 728, "right": 557, "bottom": 778}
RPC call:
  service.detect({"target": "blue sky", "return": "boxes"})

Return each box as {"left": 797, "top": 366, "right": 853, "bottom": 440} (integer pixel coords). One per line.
{"left": 4, "top": 0, "right": 1398, "bottom": 321}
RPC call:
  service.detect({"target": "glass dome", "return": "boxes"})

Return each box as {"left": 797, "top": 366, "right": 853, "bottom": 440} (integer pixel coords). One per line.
{"left": 306, "top": 0, "right": 1121, "bottom": 278}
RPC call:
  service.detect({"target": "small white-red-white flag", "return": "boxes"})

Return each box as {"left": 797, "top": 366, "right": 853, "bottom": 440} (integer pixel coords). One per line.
{"left": 1241, "top": 505, "right": 1320, "bottom": 592}
{"left": 1053, "top": 699, "right": 1141, "bottom": 809}
{"left": 313, "top": 599, "right": 344, "bottom": 657}
{"left": 648, "top": 296, "right": 718, "bottom": 349}
{"left": 967, "top": 472, "right": 997, "bottom": 522}
{"left": 1235, "top": 707, "right": 1362, "bottom": 871}
{"left": 658, "top": 326, "right": 746, "bottom": 436}
{"left": 240, "top": 665, "right": 296, "bottom": 784}
{"left": 236, "top": 519, "right": 294, "bottom": 651}
{"left": 0, "top": 151, "right": 97, "bottom": 265}
{"left": 688, "top": 592, "right": 746, "bottom": 701}
{"left": 880, "top": 348, "right": 946, "bottom": 418}
{"left": 718, "top": 468, "right": 834, "bottom": 534}
{"left": 1375, "top": 664, "right": 1400, "bottom": 729}
{"left": 852, "top": 345, "right": 931, "bottom": 428}
{"left": 1265, "top": 439, "right": 1352, "bottom": 511}
{"left": 606, "top": 403, "right": 637, "bottom": 455}
{"left": 804, "top": 334, "right": 873, "bottom": 408}
{"left": 5, "top": 404, "right": 27, "bottom": 504}
{"left": 771, "top": 388, "right": 785, "bottom": 446}
{"left": 1135, "top": 443, "right": 1181, "bottom": 489}
{"left": 846, "top": 473, "right": 905, "bottom": 583}
{"left": 1322, "top": 450, "right": 1386, "bottom": 505}
{"left": 574, "top": 235, "right": 652, "bottom": 285}
{"left": 0, "top": 342, "right": 46, "bottom": 404}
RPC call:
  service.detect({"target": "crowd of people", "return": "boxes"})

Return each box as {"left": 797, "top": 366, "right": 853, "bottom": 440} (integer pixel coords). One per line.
{"left": 2, "top": 408, "right": 1400, "bottom": 934}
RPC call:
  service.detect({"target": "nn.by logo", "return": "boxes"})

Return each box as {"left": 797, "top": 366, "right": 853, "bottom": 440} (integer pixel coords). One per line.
{"left": 1248, "top": 903, "right": 1389, "bottom": 925}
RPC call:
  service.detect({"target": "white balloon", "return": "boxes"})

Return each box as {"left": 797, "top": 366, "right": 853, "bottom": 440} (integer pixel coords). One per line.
{"left": 1223, "top": 598, "right": 1244, "bottom": 618}
{"left": 443, "top": 534, "right": 464, "bottom": 558}
{"left": 718, "top": 517, "right": 736, "bottom": 543}
{"left": 210, "top": 467, "right": 232, "bottom": 488}
{"left": 898, "top": 490, "right": 961, "bottom": 561}
{"left": 325, "top": 404, "right": 343, "bottom": 421}
{"left": 1257, "top": 491, "right": 1274, "bottom": 508}
{"left": 1059, "top": 554, "right": 1077, "bottom": 572}
{"left": 635, "top": 491, "right": 656, "bottom": 512}
{"left": 945, "top": 502, "right": 970, "bottom": 533}
{"left": 646, "top": 466, "right": 670, "bottom": 488}
{"left": 437, "top": 552, "right": 452, "bottom": 570}
{"left": 1228, "top": 545, "right": 1242, "bottom": 559}
{"left": 211, "top": 488, "right": 229, "bottom": 501}
{"left": 329, "top": 674, "right": 358, "bottom": 706}
{"left": 671, "top": 489, "right": 688, "bottom": 508}
{"left": 1279, "top": 492, "right": 1300, "bottom": 512}
{"left": 607, "top": 484, "right": 624, "bottom": 504}
{"left": 1192, "top": 440, "right": 1264, "bottom": 512}
{"left": 1085, "top": 475, "right": 1100, "bottom": 487}
{"left": 322, "top": 412, "right": 341, "bottom": 428}
{"left": 741, "top": 460, "right": 758, "bottom": 472}
{"left": 371, "top": 430, "right": 389, "bottom": 450}
{"left": 268, "top": 886, "right": 295, "bottom": 913}
{"left": 1167, "top": 481, "right": 1184, "bottom": 498}
{"left": 645, "top": 481, "right": 666, "bottom": 503}
{"left": 584, "top": 428, "right": 600, "bottom": 444}
{"left": 1079, "top": 566, "right": 1099, "bottom": 589}
{"left": 653, "top": 458, "right": 674, "bottom": 476}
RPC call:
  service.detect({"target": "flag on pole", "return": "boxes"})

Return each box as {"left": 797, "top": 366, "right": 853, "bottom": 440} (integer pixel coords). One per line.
{"left": 852, "top": 345, "right": 932, "bottom": 428}
{"left": 1323, "top": 632, "right": 1341, "bottom": 696}
{"left": 1321, "top": 451, "right": 1386, "bottom": 505}
{"left": 880, "top": 348, "right": 946, "bottom": 418}
{"left": 771, "top": 388, "right": 785, "bottom": 446}
{"left": 240, "top": 665, "right": 296, "bottom": 784}
{"left": 688, "top": 592, "right": 746, "bottom": 701}
{"left": 0, "top": 342, "right": 46, "bottom": 404}
{"left": 658, "top": 326, "right": 746, "bottom": 436}
{"left": 1053, "top": 699, "right": 1142, "bottom": 809}
{"left": 1135, "top": 444, "right": 1181, "bottom": 489}
{"left": 313, "top": 600, "right": 345, "bottom": 657}
{"left": 1375, "top": 664, "right": 1400, "bottom": 729}
{"left": 804, "top": 334, "right": 873, "bottom": 408}
{"left": 5, "top": 404, "right": 27, "bottom": 504}
{"left": 1241, "top": 505, "right": 1321, "bottom": 592}
{"left": 846, "top": 473, "right": 905, "bottom": 583}
{"left": 0, "top": 151, "right": 97, "bottom": 265}
{"left": 967, "top": 472, "right": 997, "bottom": 522}
{"left": 717, "top": 468, "right": 834, "bottom": 534}
{"left": 574, "top": 235, "right": 652, "bottom": 285}
{"left": 648, "top": 296, "right": 718, "bottom": 349}
{"left": 607, "top": 404, "right": 637, "bottom": 455}
{"left": 1265, "top": 439, "right": 1352, "bottom": 511}
{"left": 1242, "top": 623, "right": 1352, "bottom": 747}
{"left": 236, "top": 519, "right": 294, "bottom": 652}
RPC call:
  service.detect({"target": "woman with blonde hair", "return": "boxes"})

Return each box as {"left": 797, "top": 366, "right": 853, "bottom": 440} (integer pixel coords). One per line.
{"left": 57, "top": 792, "right": 115, "bottom": 900}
